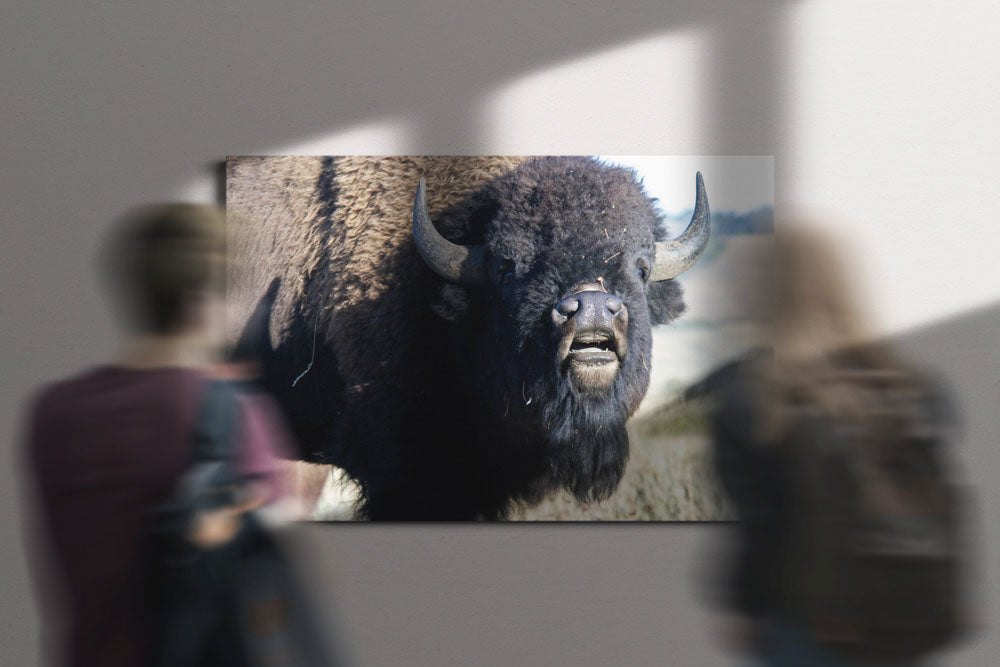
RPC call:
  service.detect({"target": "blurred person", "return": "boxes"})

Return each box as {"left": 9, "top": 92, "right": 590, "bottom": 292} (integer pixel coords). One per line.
{"left": 22, "top": 204, "right": 331, "bottom": 666}
{"left": 708, "top": 227, "right": 973, "bottom": 666}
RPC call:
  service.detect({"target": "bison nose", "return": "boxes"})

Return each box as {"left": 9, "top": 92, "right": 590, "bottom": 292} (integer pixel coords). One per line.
{"left": 555, "top": 296, "right": 581, "bottom": 318}
{"left": 552, "top": 290, "right": 625, "bottom": 328}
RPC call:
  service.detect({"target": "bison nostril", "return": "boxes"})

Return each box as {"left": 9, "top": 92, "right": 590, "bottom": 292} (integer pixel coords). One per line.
{"left": 555, "top": 297, "right": 580, "bottom": 318}
{"left": 606, "top": 295, "right": 623, "bottom": 315}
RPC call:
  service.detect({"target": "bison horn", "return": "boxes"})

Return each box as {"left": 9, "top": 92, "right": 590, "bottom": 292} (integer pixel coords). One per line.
{"left": 412, "top": 177, "right": 487, "bottom": 285}
{"left": 650, "top": 172, "right": 711, "bottom": 281}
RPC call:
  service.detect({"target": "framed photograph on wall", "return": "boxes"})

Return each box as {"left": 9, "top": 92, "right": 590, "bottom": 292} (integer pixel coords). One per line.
{"left": 226, "top": 155, "right": 772, "bottom": 521}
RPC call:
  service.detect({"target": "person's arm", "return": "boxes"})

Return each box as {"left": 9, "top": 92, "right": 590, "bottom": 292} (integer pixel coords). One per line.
{"left": 209, "top": 367, "right": 327, "bottom": 521}
{"left": 233, "top": 390, "right": 331, "bottom": 521}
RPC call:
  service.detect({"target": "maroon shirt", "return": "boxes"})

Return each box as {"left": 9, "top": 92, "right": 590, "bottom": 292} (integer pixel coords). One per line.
{"left": 25, "top": 366, "right": 293, "bottom": 667}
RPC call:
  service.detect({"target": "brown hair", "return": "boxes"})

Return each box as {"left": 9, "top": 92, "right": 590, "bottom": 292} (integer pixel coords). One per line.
{"left": 102, "top": 203, "right": 226, "bottom": 333}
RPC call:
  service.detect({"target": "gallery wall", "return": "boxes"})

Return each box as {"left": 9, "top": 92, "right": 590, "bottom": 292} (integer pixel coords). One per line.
{"left": 3, "top": 1, "right": 998, "bottom": 664}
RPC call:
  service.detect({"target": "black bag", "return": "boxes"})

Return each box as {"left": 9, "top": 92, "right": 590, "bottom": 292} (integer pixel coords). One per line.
{"left": 780, "top": 370, "right": 969, "bottom": 663}
{"left": 145, "top": 380, "right": 335, "bottom": 667}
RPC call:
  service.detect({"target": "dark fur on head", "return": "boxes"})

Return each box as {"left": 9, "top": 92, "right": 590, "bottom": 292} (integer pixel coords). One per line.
{"left": 429, "top": 157, "right": 685, "bottom": 511}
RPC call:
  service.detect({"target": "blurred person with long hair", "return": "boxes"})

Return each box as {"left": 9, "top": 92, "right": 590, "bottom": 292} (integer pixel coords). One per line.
{"left": 21, "top": 205, "right": 306, "bottom": 666}
{"left": 710, "top": 226, "right": 969, "bottom": 666}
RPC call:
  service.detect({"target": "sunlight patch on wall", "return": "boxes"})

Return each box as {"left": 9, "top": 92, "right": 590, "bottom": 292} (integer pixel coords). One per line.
{"left": 785, "top": 1, "right": 1000, "bottom": 336}
{"left": 170, "top": 117, "right": 414, "bottom": 202}
{"left": 483, "top": 30, "right": 708, "bottom": 154}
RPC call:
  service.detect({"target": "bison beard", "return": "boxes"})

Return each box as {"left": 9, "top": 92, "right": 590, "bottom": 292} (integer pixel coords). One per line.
{"left": 539, "top": 382, "right": 631, "bottom": 502}
{"left": 228, "top": 156, "right": 706, "bottom": 520}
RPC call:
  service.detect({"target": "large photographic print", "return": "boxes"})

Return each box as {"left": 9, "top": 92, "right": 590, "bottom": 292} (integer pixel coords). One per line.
{"left": 226, "top": 156, "right": 772, "bottom": 521}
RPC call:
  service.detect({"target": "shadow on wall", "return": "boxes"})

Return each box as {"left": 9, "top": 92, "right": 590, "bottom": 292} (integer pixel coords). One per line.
{"left": 174, "top": 0, "right": 795, "bottom": 190}
{"left": 891, "top": 302, "right": 1000, "bottom": 441}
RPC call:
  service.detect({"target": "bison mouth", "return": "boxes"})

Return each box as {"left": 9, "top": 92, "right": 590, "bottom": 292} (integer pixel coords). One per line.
{"left": 560, "top": 326, "right": 624, "bottom": 392}
{"left": 568, "top": 328, "right": 620, "bottom": 363}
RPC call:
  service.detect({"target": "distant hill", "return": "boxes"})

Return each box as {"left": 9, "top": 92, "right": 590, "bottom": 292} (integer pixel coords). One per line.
{"left": 666, "top": 205, "right": 773, "bottom": 236}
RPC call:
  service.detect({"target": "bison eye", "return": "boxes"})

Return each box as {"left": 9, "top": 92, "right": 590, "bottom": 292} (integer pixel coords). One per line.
{"left": 497, "top": 260, "right": 516, "bottom": 285}
{"left": 636, "top": 259, "right": 650, "bottom": 283}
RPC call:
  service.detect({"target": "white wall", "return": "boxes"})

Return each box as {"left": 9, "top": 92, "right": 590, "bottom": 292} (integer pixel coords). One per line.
{"left": 4, "top": 2, "right": 999, "bottom": 664}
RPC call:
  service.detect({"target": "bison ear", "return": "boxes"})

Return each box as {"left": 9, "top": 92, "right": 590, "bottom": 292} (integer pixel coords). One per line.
{"left": 647, "top": 279, "right": 686, "bottom": 325}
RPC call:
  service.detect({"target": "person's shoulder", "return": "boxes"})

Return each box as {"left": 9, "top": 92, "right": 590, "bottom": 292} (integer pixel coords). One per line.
{"left": 687, "top": 347, "right": 771, "bottom": 402}
{"left": 27, "top": 367, "right": 110, "bottom": 418}
{"left": 720, "top": 349, "right": 771, "bottom": 408}
{"left": 22, "top": 367, "right": 115, "bottom": 468}
{"left": 703, "top": 349, "right": 771, "bottom": 445}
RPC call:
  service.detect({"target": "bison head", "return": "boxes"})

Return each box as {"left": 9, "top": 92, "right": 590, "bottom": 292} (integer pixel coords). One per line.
{"left": 412, "top": 157, "right": 709, "bottom": 503}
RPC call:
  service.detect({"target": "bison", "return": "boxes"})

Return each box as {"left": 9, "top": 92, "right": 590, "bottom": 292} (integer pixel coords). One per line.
{"left": 226, "top": 156, "right": 709, "bottom": 519}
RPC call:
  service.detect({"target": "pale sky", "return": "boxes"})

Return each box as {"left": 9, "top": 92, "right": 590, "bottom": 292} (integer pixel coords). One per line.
{"left": 598, "top": 155, "right": 773, "bottom": 216}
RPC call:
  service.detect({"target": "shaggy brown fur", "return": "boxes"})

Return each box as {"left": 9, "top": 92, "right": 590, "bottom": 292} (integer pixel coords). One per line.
{"left": 226, "top": 155, "right": 326, "bottom": 347}
{"left": 226, "top": 156, "right": 527, "bottom": 350}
